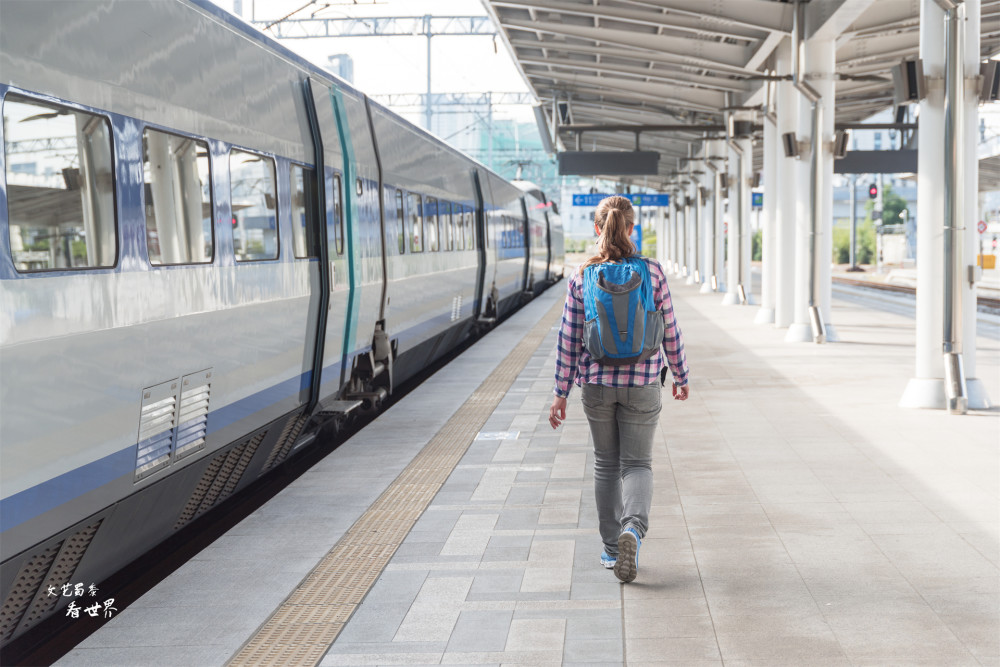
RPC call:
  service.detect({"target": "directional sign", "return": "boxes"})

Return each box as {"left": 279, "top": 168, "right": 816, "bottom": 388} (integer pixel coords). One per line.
{"left": 752, "top": 192, "right": 763, "bottom": 209}
{"left": 978, "top": 220, "right": 988, "bottom": 234}
{"left": 630, "top": 194, "right": 670, "bottom": 207}
{"left": 572, "top": 193, "right": 670, "bottom": 207}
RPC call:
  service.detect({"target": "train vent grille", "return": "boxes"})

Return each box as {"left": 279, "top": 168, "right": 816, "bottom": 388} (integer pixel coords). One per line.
{"left": 135, "top": 379, "right": 178, "bottom": 480}
{"left": 451, "top": 295, "right": 462, "bottom": 321}
{"left": 262, "top": 414, "right": 309, "bottom": 472}
{"left": 175, "top": 370, "right": 211, "bottom": 460}
{"left": 173, "top": 431, "right": 266, "bottom": 530}
{"left": 0, "top": 544, "right": 62, "bottom": 642}
{"left": 19, "top": 520, "right": 103, "bottom": 633}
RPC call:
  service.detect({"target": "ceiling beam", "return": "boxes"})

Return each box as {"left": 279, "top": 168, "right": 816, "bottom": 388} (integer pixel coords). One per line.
{"left": 526, "top": 71, "right": 726, "bottom": 111}
{"left": 519, "top": 56, "right": 750, "bottom": 93}
{"left": 576, "top": 0, "right": 794, "bottom": 34}
{"left": 502, "top": 18, "right": 754, "bottom": 70}
{"left": 492, "top": 0, "right": 772, "bottom": 41}
{"left": 806, "top": 0, "right": 879, "bottom": 42}
{"left": 508, "top": 38, "right": 754, "bottom": 78}
{"left": 745, "top": 31, "right": 786, "bottom": 72}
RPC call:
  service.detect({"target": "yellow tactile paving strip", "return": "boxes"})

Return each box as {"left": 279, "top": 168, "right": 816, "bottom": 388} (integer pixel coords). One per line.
{"left": 227, "top": 298, "right": 564, "bottom": 667}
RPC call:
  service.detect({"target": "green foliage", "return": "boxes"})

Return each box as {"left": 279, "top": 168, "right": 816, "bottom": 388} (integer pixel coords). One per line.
{"left": 832, "top": 220, "right": 875, "bottom": 265}
{"left": 71, "top": 240, "right": 87, "bottom": 262}
{"left": 752, "top": 229, "right": 762, "bottom": 262}
{"left": 865, "top": 183, "right": 908, "bottom": 228}
{"left": 26, "top": 240, "right": 50, "bottom": 252}
{"left": 565, "top": 238, "right": 593, "bottom": 253}
{"left": 641, "top": 231, "right": 656, "bottom": 257}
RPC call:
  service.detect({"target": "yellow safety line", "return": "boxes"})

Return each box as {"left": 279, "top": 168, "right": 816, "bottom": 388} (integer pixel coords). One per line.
{"left": 227, "top": 297, "right": 563, "bottom": 667}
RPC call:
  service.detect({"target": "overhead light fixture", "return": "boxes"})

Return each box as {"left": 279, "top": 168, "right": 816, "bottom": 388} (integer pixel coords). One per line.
{"left": 980, "top": 61, "right": 1000, "bottom": 102}
{"left": 556, "top": 100, "right": 572, "bottom": 125}
{"left": 833, "top": 130, "right": 850, "bottom": 159}
{"left": 727, "top": 116, "right": 753, "bottom": 138}
{"left": 782, "top": 131, "right": 800, "bottom": 158}
{"left": 891, "top": 59, "right": 926, "bottom": 105}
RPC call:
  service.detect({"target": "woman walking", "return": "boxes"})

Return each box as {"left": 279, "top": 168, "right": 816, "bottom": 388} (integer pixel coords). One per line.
{"left": 548, "top": 195, "right": 689, "bottom": 583}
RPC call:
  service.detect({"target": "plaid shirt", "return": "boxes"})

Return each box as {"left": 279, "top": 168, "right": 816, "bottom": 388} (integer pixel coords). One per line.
{"left": 554, "top": 256, "right": 689, "bottom": 398}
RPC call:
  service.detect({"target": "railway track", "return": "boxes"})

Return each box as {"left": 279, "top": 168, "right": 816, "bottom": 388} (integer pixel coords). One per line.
{"left": 832, "top": 276, "right": 1000, "bottom": 314}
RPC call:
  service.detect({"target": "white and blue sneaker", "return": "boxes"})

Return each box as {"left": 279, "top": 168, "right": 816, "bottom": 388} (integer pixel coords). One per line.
{"left": 600, "top": 551, "right": 617, "bottom": 569}
{"left": 614, "top": 527, "right": 641, "bottom": 583}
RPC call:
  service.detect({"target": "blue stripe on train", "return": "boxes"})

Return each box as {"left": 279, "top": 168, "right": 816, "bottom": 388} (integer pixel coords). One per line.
{"left": 1, "top": 361, "right": 328, "bottom": 534}
{"left": 0, "top": 308, "right": 476, "bottom": 533}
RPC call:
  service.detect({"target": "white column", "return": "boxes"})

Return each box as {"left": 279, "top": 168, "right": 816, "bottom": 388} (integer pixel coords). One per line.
{"left": 668, "top": 192, "right": 678, "bottom": 274}
{"left": 656, "top": 204, "right": 666, "bottom": 265}
{"left": 739, "top": 136, "right": 754, "bottom": 302}
{"left": 712, "top": 141, "right": 726, "bottom": 293}
{"left": 786, "top": 35, "right": 836, "bottom": 342}
{"left": 962, "top": 0, "right": 987, "bottom": 407}
{"left": 677, "top": 192, "right": 691, "bottom": 282}
{"left": 700, "top": 156, "right": 715, "bottom": 293}
{"left": 723, "top": 141, "right": 742, "bottom": 305}
{"left": 685, "top": 182, "right": 696, "bottom": 284}
{"left": 775, "top": 43, "right": 797, "bottom": 328}
{"left": 902, "top": 0, "right": 990, "bottom": 409}
{"left": 756, "top": 104, "right": 779, "bottom": 323}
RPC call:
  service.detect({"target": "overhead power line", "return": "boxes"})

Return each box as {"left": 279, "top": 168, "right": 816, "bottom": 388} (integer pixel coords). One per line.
{"left": 253, "top": 16, "right": 495, "bottom": 39}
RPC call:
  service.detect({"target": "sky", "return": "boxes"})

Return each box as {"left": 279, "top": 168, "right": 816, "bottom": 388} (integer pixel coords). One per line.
{"left": 207, "top": 0, "right": 535, "bottom": 121}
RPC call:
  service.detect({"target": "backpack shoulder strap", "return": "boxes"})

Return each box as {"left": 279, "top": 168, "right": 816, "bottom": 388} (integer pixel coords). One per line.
{"left": 625, "top": 256, "right": 655, "bottom": 307}
{"left": 581, "top": 263, "right": 599, "bottom": 321}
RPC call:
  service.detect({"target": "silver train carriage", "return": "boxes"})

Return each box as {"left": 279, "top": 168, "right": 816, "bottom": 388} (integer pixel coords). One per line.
{"left": 0, "top": 0, "right": 564, "bottom": 646}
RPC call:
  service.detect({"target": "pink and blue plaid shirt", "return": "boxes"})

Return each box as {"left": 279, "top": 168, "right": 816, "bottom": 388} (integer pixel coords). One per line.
{"left": 554, "top": 256, "right": 689, "bottom": 398}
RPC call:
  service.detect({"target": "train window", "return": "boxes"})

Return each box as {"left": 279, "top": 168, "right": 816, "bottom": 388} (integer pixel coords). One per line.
{"left": 290, "top": 164, "right": 318, "bottom": 258}
{"left": 446, "top": 202, "right": 455, "bottom": 251}
{"left": 465, "top": 210, "right": 474, "bottom": 250}
{"left": 230, "top": 149, "right": 278, "bottom": 261}
{"left": 407, "top": 192, "right": 422, "bottom": 252}
{"left": 4, "top": 95, "right": 117, "bottom": 272}
{"left": 425, "top": 196, "right": 439, "bottom": 252}
{"left": 455, "top": 205, "right": 464, "bottom": 250}
{"left": 394, "top": 190, "right": 405, "bottom": 254}
{"left": 440, "top": 201, "right": 449, "bottom": 251}
{"left": 141, "top": 128, "right": 212, "bottom": 266}
{"left": 331, "top": 173, "right": 345, "bottom": 255}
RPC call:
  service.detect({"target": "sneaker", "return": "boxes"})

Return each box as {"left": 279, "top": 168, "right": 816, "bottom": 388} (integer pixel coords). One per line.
{"left": 600, "top": 551, "right": 617, "bottom": 569}
{"left": 614, "top": 527, "right": 640, "bottom": 583}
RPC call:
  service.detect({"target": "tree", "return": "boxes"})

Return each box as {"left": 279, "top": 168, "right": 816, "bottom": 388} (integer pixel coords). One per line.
{"left": 642, "top": 230, "right": 656, "bottom": 257}
{"left": 865, "top": 182, "right": 908, "bottom": 228}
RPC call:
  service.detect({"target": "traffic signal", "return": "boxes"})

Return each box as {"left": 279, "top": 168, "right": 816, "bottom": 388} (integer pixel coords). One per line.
{"left": 868, "top": 183, "right": 878, "bottom": 199}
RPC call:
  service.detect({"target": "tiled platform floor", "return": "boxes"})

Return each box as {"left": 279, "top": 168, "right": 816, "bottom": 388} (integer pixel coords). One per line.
{"left": 60, "top": 278, "right": 1000, "bottom": 666}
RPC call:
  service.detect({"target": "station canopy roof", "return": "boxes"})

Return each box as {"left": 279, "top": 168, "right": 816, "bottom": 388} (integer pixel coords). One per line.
{"left": 482, "top": 0, "right": 1000, "bottom": 188}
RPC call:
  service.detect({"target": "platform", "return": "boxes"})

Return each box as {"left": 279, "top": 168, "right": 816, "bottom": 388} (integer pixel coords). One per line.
{"left": 56, "top": 277, "right": 999, "bottom": 666}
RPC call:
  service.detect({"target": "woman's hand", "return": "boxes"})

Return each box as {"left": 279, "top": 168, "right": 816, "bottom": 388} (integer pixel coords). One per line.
{"left": 672, "top": 383, "right": 689, "bottom": 401}
{"left": 549, "top": 396, "right": 567, "bottom": 429}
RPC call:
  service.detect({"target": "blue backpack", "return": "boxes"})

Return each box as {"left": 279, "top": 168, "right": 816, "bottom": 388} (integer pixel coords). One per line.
{"left": 582, "top": 257, "right": 664, "bottom": 366}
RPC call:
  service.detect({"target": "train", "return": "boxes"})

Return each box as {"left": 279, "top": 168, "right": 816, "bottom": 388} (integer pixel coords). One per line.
{"left": 0, "top": 0, "right": 563, "bottom": 646}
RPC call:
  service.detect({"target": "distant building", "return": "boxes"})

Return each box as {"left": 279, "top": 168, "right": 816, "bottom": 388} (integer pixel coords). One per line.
{"left": 326, "top": 54, "right": 354, "bottom": 85}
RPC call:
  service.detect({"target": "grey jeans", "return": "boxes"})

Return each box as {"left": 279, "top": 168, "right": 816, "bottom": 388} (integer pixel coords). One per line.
{"left": 580, "top": 383, "right": 662, "bottom": 556}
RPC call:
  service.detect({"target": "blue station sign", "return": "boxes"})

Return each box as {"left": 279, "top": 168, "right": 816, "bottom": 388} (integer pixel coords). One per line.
{"left": 572, "top": 193, "right": 670, "bottom": 207}
{"left": 752, "top": 192, "right": 764, "bottom": 209}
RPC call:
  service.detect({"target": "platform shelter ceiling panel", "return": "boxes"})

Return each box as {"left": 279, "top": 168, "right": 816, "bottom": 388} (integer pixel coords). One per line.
{"left": 483, "top": 0, "right": 1000, "bottom": 187}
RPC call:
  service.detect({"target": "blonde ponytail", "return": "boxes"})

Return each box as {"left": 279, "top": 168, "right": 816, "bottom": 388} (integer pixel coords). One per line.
{"left": 580, "top": 195, "right": 636, "bottom": 273}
